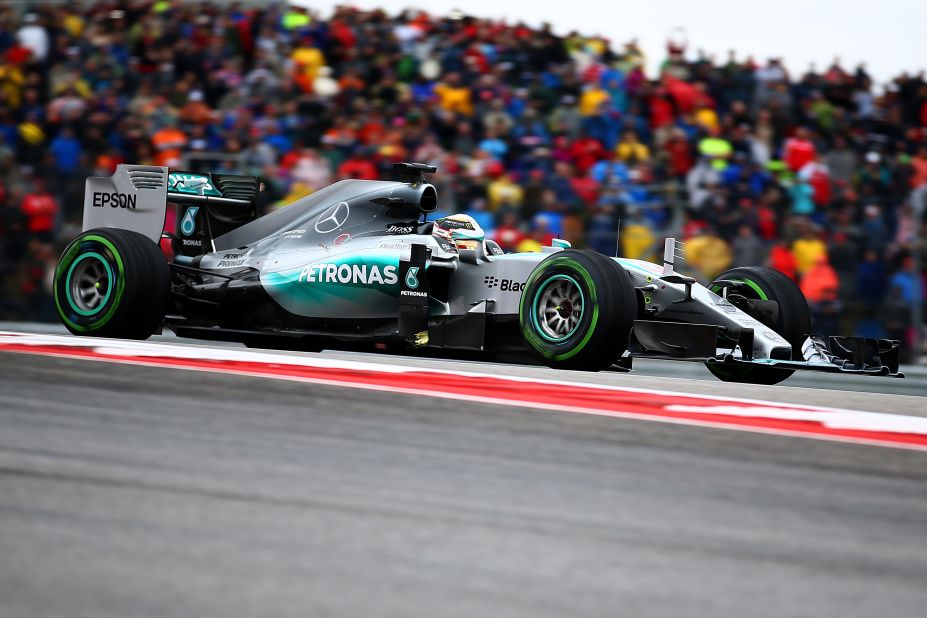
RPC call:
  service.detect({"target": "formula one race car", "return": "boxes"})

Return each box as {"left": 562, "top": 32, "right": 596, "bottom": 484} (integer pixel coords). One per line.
{"left": 53, "top": 162, "right": 903, "bottom": 384}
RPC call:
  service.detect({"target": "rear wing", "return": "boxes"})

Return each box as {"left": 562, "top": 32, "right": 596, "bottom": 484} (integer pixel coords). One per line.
{"left": 83, "top": 164, "right": 169, "bottom": 243}
{"left": 83, "top": 165, "right": 260, "bottom": 251}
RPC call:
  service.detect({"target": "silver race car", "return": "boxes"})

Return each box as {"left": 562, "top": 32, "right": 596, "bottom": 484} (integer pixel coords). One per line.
{"left": 53, "top": 162, "right": 902, "bottom": 384}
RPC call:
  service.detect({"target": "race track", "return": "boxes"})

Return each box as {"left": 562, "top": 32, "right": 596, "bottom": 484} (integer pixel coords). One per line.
{"left": 1, "top": 330, "right": 926, "bottom": 617}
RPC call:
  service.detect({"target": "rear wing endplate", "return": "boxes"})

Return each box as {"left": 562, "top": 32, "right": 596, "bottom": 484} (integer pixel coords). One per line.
{"left": 83, "top": 164, "right": 168, "bottom": 243}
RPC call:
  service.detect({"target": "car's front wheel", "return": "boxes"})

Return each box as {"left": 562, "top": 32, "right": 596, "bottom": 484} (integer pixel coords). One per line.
{"left": 519, "top": 250, "right": 636, "bottom": 371}
{"left": 707, "top": 266, "right": 811, "bottom": 385}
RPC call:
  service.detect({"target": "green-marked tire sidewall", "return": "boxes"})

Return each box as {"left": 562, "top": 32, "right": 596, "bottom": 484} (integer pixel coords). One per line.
{"left": 710, "top": 278, "right": 768, "bottom": 301}
{"left": 54, "top": 235, "right": 126, "bottom": 332}
{"left": 520, "top": 256, "right": 600, "bottom": 362}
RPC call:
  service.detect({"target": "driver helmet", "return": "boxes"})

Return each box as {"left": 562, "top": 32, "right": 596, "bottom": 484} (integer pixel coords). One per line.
{"left": 432, "top": 214, "right": 485, "bottom": 251}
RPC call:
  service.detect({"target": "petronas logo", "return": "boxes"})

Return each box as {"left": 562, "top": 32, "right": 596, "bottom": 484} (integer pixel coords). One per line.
{"left": 180, "top": 207, "right": 199, "bottom": 236}
{"left": 405, "top": 267, "right": 420, "bottom": 290}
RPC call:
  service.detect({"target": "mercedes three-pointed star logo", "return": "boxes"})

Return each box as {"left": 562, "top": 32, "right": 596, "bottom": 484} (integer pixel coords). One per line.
{"left": 314, "top": 201, "right": 350, "bottom": 233}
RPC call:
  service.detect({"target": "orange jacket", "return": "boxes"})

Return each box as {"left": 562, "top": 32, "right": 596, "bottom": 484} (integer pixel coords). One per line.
{"left": 800, "top": 259, "right": 839, "bottom": 303}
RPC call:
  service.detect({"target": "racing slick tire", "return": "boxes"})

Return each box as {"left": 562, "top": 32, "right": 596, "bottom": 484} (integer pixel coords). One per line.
{"left": 519, "top": 250, "right": 636, "bottom": 371}
{"left": 707, "top": 266, "right": 811, "bottom": 385}
{"left": 54, "top": 228, "right": 170, "bottom": 339}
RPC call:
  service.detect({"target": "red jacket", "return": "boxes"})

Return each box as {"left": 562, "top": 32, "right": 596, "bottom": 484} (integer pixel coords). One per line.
{"left": 569, "top": 138, "right": 606, "bottom": 175}
{"left": 21, "top": 193, "right": 58, "bottom": 234}
{"left": 649, "top": 97, "right": 675, "bottom": 128}
{"left": 338, "top": 158, "right": 378, "bottom": 180}
{"left": 784, "top": 138, "right": 816, "bottom": 173}
{"left": 769, "top": 245, "right": 798, "bottom": 281}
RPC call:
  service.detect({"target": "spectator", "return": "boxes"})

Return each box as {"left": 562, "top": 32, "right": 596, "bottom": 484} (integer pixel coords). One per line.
{"left": 579, "top": 82, "right": 610, "bottom": 116}
{"left": 549, "top": 95, "right": 583, "bottom": 138}
{"left": 49, "top": 126, "right": 81, "bottom": 177}
{"left": 792, "top": 223, "right": 828, "bottom": 276}
{"left": 487, "top": 173, "right": 524, "bottom": 211}
{"left": 516, "top": 216, "right": 556, "bottom": 253}
{"left": 783, "top": 127, "right": 816, "bottom": 173}
{"left": 801, "top": 255, "right": 839, "bottom": 303}
{"left": 15, "top": 14, "right": 48, "bottom": 64}
{"left": 434, "top": 73, "right": 473, "bottom": 116}
{"left": 546, "top": 162, "right": 579, "bottom": 207}
{"left": 615, "top": 130, "right": 650, "bottom": 164}
{"left": 19, "top": 176, "right": 58, "bottom": 242}
{"left": 686, "top": 231, "right": 733, "bottom": 279}
{"left": 590, "top": 154, "right": 630, "bottom": 187}
{"left": 731, "top": 224, "right": 766, "bottom": 266}
{"left": 825, "top": 136, "right": 858, "bottom": 185}
{"left": 482, "top": 100, "right": 514, "bottom": 135}
{"left": 801, "top": 255, "right": 841, "bottom": 335}
{"left": 477, "top": 128, "right": 508, "bottom": 162}
{"left": 664, "top": 128, "right": 694, "bottom": 177}
{"left": 151, "top": 123, "right": 188, "bottom": 168}
{"left": 697, "top": 126, "right": 732, "bottom": 170}
{"left": 571, "top": 132, "right": 608, "bottom": 174}
{"left": 909, "top": 146, "right": 927, "bottom": 190}
{"left": 789, "top": 176, "right": 816, "bottom": 216}
{"left": 463, "top": 199, "right": 495, "bottom": 235}
{"left": 291, "top": 36, "right": 326, "bottom": 93}
{"left": 828, "top": 222, "right": 860, "bottom": 305}
{"left": 291, "top": 148, "right": 331, "bottom": 191}
{"left": 620, "top": 214, "right": 656, "bottom": 260}
{"left": 860, "top": 204, "right": 889, "bottom": 255}
{"left": 889, "top": 254, "right": 924, "bottom": 306}
{"left": 856, "top": 250, "right": 888, "bottom": 307}
{"left": 798, "top": 155, "right": 831, "bottom": 208}
{"left": 179, "top": 91, "right": 214, "bottom": 125}
{"left": 768, "top": 238, "right": 799, "bottom": 281}
{"left": 587, "top": 204, "right": 620, "bottom": 256}
{"left": 337, "top": 148, "right": 378, "bottom": 180}
{"left": 492, "top": 212, "right": 526, "bottom": 252}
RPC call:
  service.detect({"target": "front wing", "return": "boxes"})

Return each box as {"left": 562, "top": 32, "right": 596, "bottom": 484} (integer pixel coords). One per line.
{"left": 626, "top": 320, "right": 904, "bottom": 378}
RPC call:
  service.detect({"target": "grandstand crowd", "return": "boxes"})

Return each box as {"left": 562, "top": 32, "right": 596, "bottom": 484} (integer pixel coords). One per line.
{"left": 0, "top": 1, "right": 924, "bottom": 358}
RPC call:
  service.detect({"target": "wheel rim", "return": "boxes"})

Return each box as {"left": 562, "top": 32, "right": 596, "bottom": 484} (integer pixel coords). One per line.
{"left": 533, "top": 274, "right": 585, "bottom": 342}
{"left": 66, "top": 252, "right": 114, "bottom": 316}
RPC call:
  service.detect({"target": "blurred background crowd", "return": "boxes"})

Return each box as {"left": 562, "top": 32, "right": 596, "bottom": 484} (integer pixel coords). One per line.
{"left": 0, "top": 1, "right": 925, "bottom": 360}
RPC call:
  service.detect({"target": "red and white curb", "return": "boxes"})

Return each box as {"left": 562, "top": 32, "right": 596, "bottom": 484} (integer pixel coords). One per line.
{"left": 1, "top": 331, "right": 926, "bottom": 452}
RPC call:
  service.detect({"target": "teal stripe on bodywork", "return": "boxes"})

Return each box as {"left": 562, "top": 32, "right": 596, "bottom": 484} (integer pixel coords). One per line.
{"left": 261, "top": 254, "right": 419, "bottom": 319}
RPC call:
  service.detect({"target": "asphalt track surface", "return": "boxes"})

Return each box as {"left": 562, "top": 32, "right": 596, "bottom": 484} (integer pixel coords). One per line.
{"left": 1, "top": 337, "right": 926, "bottom": 617}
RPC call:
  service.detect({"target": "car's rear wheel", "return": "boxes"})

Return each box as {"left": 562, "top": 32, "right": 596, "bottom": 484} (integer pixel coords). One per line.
{"left": 707, "top": 266, "right": 811, "bottom": 385}
{"left": 519, "top": 250, "right": 636, "bottom": 371}
{"left": 54, "top": 228, "right": 170, "bottom": 339}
